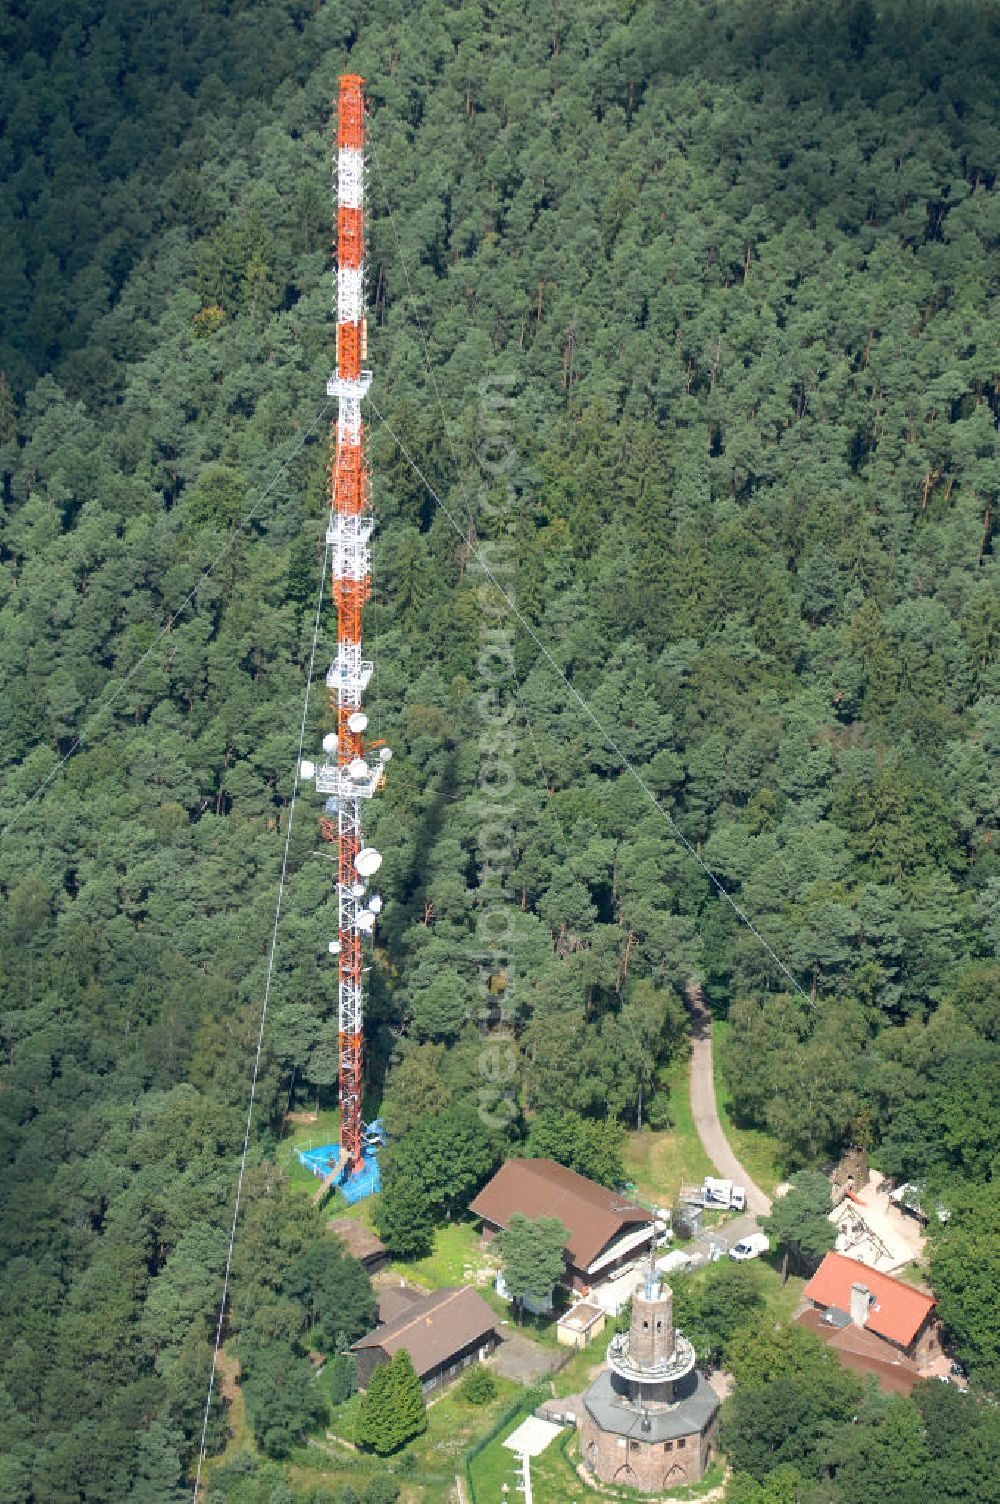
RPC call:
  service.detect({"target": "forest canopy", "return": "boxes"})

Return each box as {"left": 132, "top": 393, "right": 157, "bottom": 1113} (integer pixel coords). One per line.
{"left": 0, "top": 0, "right": 997, "bottom": 1497}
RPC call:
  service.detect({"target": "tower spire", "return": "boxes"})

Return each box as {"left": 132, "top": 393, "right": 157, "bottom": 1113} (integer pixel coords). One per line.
{"left": 309, "top": 75, "right": 387, "bottom": 1189}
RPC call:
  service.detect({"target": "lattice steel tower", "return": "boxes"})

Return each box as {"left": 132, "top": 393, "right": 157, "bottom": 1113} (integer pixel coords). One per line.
{"left": 304, "top": 74, "right": 388, "bottom": 1196}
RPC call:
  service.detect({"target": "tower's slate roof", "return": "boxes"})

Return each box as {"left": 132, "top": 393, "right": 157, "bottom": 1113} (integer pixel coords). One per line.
{"left": 582, "top": 1367, "right": 720, "bottom": 1443}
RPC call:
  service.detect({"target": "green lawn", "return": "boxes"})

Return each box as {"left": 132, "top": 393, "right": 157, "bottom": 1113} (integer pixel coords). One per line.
{"left": 411, "top": 1376, "right": 523, "bottom": 1471}
{"left": 551, "top": 1338, "right": 608, "bottom": 1399}
{"left": 893, "top": 1260, "right": 934, "bottom": 1292}
{"left": 623, "top": 1056, "right": 714, "bottom": 1207}
{"left": 281, "top": 1373, "right": 525, "bottom": 1503}
{"left": 470, "top": 1423, "right": 597, "bottom": 1504}
{"left": 276, "top": 1107, "right": 344, "bottom": 1197}
{"left": 388, "top": 1216, "right": 497, "bottom": 1290}
{"left": 388, "top": 1221, "right": 573, "bottom": 1343}
{"left": 712, "top": 1019, "right": 786, "bottom": 1195}
{"left": 753, "top": 1258, "right": 806, "bottom": 1326}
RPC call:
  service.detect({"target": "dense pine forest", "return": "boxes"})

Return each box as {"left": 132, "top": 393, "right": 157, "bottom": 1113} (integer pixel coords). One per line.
{"left": 0, "top": 1, "right": 997, "bottom": 1499}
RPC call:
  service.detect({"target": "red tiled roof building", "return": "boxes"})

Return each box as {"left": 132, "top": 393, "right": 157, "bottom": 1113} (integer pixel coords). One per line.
{"left": 803, "top": 1252, "right": 937, "bottom": 1361}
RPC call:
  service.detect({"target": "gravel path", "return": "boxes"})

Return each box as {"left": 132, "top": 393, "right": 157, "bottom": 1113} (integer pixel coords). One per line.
{"left": 687, "top": 983, "right": 772, "bottom": 1217}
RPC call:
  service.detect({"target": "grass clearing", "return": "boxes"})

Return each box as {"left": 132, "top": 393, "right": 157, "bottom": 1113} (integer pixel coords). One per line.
{"left": 412, "top": 1375, "right": 523, "bottom": 1469}
{"left": 388, "top": 1216, "right": 496, "bottom": 1290}
{"left": 623, "top": 1055, "right": 714, "bottom": 1206}
{"left": 712, "top": 1019, "right": 786, "bottom": 1195}
{"left": 551, "top": 1338, "right": 608, "bottom": 1398}
{"left": 282, "top": 1373, "right": 524, "bottom": 1502}
{"left": 893, "top": 1260, "right": 934, "bottom": 1292}
{"left": 276, "top": 1107, "right": 343, "bottom": 1198}
{"left": 759, "top": 1264, "right": 806, "bottom": 1324}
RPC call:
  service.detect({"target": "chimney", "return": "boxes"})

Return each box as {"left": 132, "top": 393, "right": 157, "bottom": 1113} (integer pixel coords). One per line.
{"left": 850, "top": 1282, "right": 870, "bottom": 1328}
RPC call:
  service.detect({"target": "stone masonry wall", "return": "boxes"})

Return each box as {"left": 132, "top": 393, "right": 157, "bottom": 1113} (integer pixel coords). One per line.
{"left": 579, "top": 1411, "right": 716, "bottom": 1493}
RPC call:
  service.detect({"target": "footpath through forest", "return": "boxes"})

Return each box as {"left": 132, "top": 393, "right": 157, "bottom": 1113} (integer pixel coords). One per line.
{"left": 686, "top": 983, "right": 772, "bottom": 1217}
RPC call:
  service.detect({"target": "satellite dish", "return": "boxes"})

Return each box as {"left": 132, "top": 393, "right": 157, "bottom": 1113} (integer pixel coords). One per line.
{"left": 351, "top": 881, "right": 366, "bottom": 898}
{"left": 368, "top": 894, "right": 383, "bottom": 914}
{"left": 357, "top": 910, "right": 376, "bottom": 933}
{"left": 347, "top": 711, "right": 368, "bottom": 734}
{"left": 379, "top": 747, "right": 392, "bottom": 762}
{"left": 327, "top": 940, "right": 341, "bottom": 955}
{"left": 322, "top": 732, "right": 338, "bottom": 754}
{"left": 299, "top": 759, "right": 315, "bottom": 780}
{"left": 348, "top": 757, "right": 369, "bottom": 781}
{"left": 354, "top": 848, "right": 382, "bottom": 877}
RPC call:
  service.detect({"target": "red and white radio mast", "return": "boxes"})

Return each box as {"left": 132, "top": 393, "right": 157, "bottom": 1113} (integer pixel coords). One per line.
{"left": 305, "top": 75, "right": 388, "bottom": 1201}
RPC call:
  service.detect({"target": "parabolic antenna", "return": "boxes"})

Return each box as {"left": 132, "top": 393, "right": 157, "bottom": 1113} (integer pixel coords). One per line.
{"left": 322, "top": 732, "right": 338, "bottom": 754}
{"left": 357, "top": 910, "right": 376, "bottom": 933}
{"left": 328, "top": 940, "right": 341, "bottom": 955}
{"left": 354, "top": 848, "right": 383, "bottom": 878}
{"left": 299, "top": 759, "right": 315, "bottom": 780}
{"left": 368, "top": 894, "right": 383, "bottom": 914}
{"left": 348, "top": 758, "right": 369, "bottom": 781}
{"left": 347, "top": 711, "right": 368, "bottom": 734}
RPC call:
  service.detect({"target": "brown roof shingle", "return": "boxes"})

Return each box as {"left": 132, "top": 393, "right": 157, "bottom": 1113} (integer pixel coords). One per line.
{"left": 469, "top": 1158, "right": 648, "bottom": 1270}
{"left": 351, "top": 1286, "right": 498, "bottom": 1379}
{"left": 377, "top": 1284, "right": 425, "bottom": 1324}
{"left": 797, "top": 1308, "right": 921, "bottom": 1395}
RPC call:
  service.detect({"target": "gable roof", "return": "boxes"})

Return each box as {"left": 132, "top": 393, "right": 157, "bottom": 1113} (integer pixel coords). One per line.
{"left": 351, "top": 1286, "right": 497, "bottom": 1379}
{"left": 469, "top": 1158, "right": 648, "bottom": 1270}
{"left": 377, "top": 1284, "right": 425, "bottom": 1325}
{"left": 796, "top": 1309, "right": 921, "bottom": 1396}
{"left": 803, "top": 1252, "right": 935, "bottom": 1348}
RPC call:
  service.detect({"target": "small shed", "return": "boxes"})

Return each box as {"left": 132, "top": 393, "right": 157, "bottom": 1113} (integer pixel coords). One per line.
{"left": 557, "top": 1301, "right": 606, "bottom": 1349}
{"left": 327, "top": 1217, "right": 389, "bottom": 1273}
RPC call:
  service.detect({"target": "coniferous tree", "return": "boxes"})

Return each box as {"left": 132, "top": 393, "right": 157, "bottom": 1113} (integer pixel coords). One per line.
{"left": 374, "top": 1175, "right": 435, "bottom": 1260}
{"left": 387, "top": 1349, "right": 427, "bottom": 1449}
{"left": 355, "top": 1361, "right": 396, "bottom": 1456}
{"left": 356, "top": 1350, "right": 426, "bottom": 1454}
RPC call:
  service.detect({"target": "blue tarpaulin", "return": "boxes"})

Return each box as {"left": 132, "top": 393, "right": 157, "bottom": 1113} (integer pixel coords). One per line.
{"left": 296, "top": 1141, "right": 381, "bottom": 1204}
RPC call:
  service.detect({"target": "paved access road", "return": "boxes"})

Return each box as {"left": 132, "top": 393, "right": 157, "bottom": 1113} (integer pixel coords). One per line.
{"left": 687, "top": 983, "right": 772, "bottom": 1217}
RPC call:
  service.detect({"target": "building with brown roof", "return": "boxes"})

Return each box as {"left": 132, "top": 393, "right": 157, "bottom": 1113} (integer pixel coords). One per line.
{"left": 796, "top": 1308, "right": 921, "bottom": 1395}
{"left": 803, "top": 1251, "right": 938, "bottom": 1362}
{"left": 327, "top": 1217, "right": 389, "bottom": 1272}
{"left": 376, "top": 1283, "right": 424, "bottom": 1325}
{"left": 351, "top": 1285, "right": 499, "bottom": 1395}
{"left": 469, "top": 1159, "right": 653, "bottom": 1293}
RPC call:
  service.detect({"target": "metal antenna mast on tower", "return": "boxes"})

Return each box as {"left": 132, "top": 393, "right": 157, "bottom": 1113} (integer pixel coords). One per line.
{"left": 302, "top": 74, "right": 389, "bottom": 1204}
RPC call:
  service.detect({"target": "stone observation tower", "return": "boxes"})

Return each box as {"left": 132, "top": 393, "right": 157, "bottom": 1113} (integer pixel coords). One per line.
{"left": 579, "top": 1263, "right": 720, "bottom": 1492}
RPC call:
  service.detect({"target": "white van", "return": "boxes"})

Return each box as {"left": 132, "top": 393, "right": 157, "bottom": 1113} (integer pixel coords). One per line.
{"left": 729, "top": 1232, "right": 769, "bottom": 1261}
